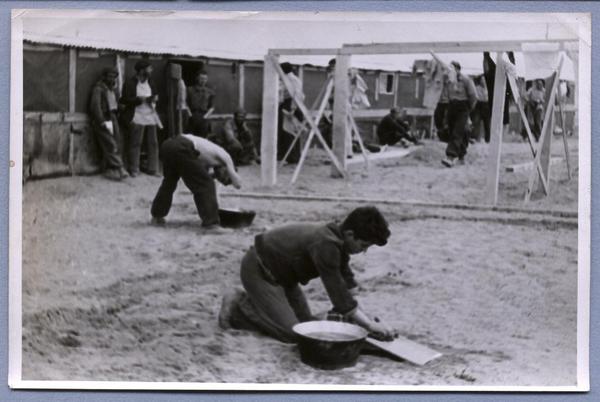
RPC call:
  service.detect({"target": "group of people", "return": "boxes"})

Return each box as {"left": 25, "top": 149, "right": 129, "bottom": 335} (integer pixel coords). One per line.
{"left": 89, "top": 61, "right": 260, "bottom": 183}
{"left": 433, "top": 57, "right": 548, "bottom": 168}
{"left": 89, "top": 60, "right": 161, "bottom": 181}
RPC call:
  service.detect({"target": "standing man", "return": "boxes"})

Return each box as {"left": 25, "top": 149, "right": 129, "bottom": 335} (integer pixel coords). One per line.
{"left": 187, "top": 69, "right": 215, "bottom": 138}
{"left": 89, "top": 67, "right": 129, "bottom": 181}
{"left": 210, "top": 108, "right": 259, "bottom": 166}
{"left": 525, "top": 79, "right": 546, "bottom": 141}
{"left": 441, "top": 61, "right": 477, "bottom": 168}
{"left": 150, "top": 133, "right": 242, "bottom": 229}
{"left": 119, "top": 60, "right": 160, "bottom": 177}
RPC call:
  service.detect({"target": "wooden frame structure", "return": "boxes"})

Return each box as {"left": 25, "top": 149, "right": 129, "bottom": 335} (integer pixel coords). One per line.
{"left": 261, "top": 40, "right": 578, "bottom": 205}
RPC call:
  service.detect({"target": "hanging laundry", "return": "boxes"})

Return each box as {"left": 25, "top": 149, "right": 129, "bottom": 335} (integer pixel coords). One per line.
{"left": 349, "top": 68, "right": 371, "bottom": 110}
{"left": 422, "top": 57, "right": 449, "bottom": 109}
{"left": 521, "top": 42, "right": 561, "bottom": 80}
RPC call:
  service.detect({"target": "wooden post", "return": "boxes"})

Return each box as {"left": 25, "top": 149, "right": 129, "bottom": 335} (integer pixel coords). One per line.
{"left": 484, "top": 53, "right": 507, "bottom": 205}
{"left": 238, "top": 62, "right": 245, "bottom": 109}
{"left": 331, "top": 54, "right": 350, "bottom": 177}
{"left": 393, "top": 73, "right": 399, "bottom": 107}
{"left": 298, "top": 65, "right": 304, "bottom": 86}
{"left": 534, "top": 72, "right": 558, "bottom": 194}
{"left": 68, "top": 48, "right": 77, "bottom": 175}
{"left": 68, "top": 48, "right": 76, "bottom": 113}
{"left": 167, "top": 63, "right": 182, "bottom": 137}
{"left": 524, "top": 57, "right": 564, "bottom": 202}
{"left": 260, "top": 54, "right": 279, "bottom": 186}
{"left": 115, "top": 53, "right": 125, "bottom": 96}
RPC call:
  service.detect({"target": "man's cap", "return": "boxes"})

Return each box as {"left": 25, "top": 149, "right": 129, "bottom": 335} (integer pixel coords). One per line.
{"left": 390, "top": 107, "right": 400, "bottom": 114}
{"left": 134, "top": 60, "right": 151, "bottom": 72}
{"left": 102, "top": 67, "right": 119, "bottom": 77}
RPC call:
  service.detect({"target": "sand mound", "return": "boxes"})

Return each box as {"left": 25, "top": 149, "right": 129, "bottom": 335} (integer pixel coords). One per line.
{"left": 397, "top": 142, "right": 447, "bottom": 166}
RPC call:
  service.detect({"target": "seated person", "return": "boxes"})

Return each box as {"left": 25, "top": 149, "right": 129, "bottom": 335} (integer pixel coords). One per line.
{"left": 376, "top": 108, "right": 420, "bottom": 147}
{"left": 150, "top": 134, "right": 242, "bottom": 230}
{"left": 218, "top": 206, "right": 398, "bottom": 343}
{"left": 209, "top": 108, "right": 259, "bottom": 166}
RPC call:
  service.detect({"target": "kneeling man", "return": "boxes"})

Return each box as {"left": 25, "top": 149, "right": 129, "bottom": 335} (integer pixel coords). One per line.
{"left": 219, "top": 206, "right": 397, "bottom": 342}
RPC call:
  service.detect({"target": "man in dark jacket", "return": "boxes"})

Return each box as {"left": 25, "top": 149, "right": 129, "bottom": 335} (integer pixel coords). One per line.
{"left": 377, "top": 108, "right": 420, "bottom": 147}
{"left": 218, "top": 206, "right": 398, "bottom": 343}
{"left": 187, "top": 69, "right": 215, "bottom": 137}
{"left": 119, "top": 60, "right": 160, "bottom": 177}
{"left": 441, "top": 61, "right": 478, "bottom": 168}
{"left": 89, "top": 67, "right": 128, "bottom": 181}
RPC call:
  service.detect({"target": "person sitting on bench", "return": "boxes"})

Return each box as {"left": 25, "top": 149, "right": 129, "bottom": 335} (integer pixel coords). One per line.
{"left": 209, "top": 108, "right": 259, "bottom": 166}
{"left": 218, "top": 206, "right": 398, "bottom": 343}
{"left": 376, "top": 108, "right": 420, "bottom": 147}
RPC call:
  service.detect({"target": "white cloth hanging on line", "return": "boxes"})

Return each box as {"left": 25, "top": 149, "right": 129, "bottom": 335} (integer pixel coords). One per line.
{"left": 521, "top": 42, "right": 561, "bottom": 80}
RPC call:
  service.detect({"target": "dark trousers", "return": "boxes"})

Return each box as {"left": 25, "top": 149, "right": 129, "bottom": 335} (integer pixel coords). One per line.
{"left": 525, "top": 103, "right": 544, "bottom": 141}
{"left": 92, "top": 114, "right": 124, "bottom": 170}
{"left": 150, "top": 136, "right": 220, "bottom": 226}
{"left": 434, "top": 102, "right": 449, "bottom": 142}
{"left": 129, "top": 123, "right": 158, "bottom": 174}
{"left": 189, "top": 111, "right": 210, "bottom": 138}
{"left": 470, "top": 101, "right": 490, "bottom": 142}
{"left": 231, "top": 247, "right": 313, "bottom": 343}
{"left": 445, "top": 100, "right": 471, "bottom": 159}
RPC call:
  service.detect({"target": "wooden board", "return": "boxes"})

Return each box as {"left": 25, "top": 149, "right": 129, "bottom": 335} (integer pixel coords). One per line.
{"left": 505, "top": 157, "right": 563, "bottom": 173}
{"left": 346, "top": 145, "right": 418, "bottom": 166}
{"left": 366, "top": 336, "right": 442, "bottom": 366}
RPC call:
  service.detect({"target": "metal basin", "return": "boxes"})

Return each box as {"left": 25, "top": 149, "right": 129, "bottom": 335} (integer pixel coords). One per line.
{"left": 292, "top": 320, "right": 367, "bottom": 370}
{"left": 218, "top": 208, "right": 256, "bottom": 228}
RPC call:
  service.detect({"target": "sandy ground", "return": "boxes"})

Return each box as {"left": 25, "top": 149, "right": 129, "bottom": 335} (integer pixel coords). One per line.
{"left": 21, "top": 136, "right": 579, "bottom": 386}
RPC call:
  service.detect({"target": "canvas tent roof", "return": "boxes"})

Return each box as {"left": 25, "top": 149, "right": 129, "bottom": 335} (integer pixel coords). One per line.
{"left": 20, "top": 10, "right": 582, "bottom": 79}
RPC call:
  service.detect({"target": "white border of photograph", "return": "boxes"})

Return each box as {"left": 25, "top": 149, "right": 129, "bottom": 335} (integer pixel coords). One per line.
{"left": 8, "top": 9, "right": 591, "bottom": 392}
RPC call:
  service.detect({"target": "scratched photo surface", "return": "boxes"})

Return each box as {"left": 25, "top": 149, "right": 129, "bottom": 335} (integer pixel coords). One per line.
{"left": 12, "top": 10, "right": 589, "bottom": 389}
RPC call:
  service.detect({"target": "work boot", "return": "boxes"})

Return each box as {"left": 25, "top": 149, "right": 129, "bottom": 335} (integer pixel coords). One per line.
{"left": 103, "top": 168, "right": 122, "bottom": 181}
{"left": 118, "top": 167, "right": 129, "bottom": 179}
{"left": 441, "top": 157, "right": 456, "bottom": 168}
{"left": 151, "top": 216, "right": 166, "bottom": 226}
{"left": 218, "top": 288, "right": 245, "bottom": 330}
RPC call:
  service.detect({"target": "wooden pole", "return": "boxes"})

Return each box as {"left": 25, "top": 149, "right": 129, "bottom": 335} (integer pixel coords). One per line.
{"left": 68, "top": 48, "right": 76, "bottom": 113}
{"left": 238, "top": 62, "right": 245, "bottom": 109}
{"left": 331, "top": 54, "right": 351, "bottom": 177}
{"left": 260, "top": 54, "right": 280, "bottom": 186}
{"left": 115, "top": 53, "right": 125, "bottom": 97}
{"left": 269, "top": 59, "right": 345, "bottom": 178}
{"left": 68, "top": 48, "right": 77, "bottom": 175}
{"left": 524, "top": 56, "right": 564, "bottom": 202}
{"left": 556, "top": 85, "right": 572, "bottom": 180}
{"left": 484, "top": 53, "right": 507, "bottom": 206}
{"left": 505, "top": 71, "right": 550, "bottom": 195}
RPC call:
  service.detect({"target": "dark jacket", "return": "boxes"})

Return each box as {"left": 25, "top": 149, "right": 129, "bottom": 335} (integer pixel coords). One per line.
{"left": 254, "top": 222, "right": 358, "bottom": 315}
{"left": 89, "top": 81, "right": 118, "bottom": 124}
{"left": 377, "top": 114, "right": 409, "bottom": 144}
{"left": 119, "top": 75, "right": 158, "bottom": 125}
